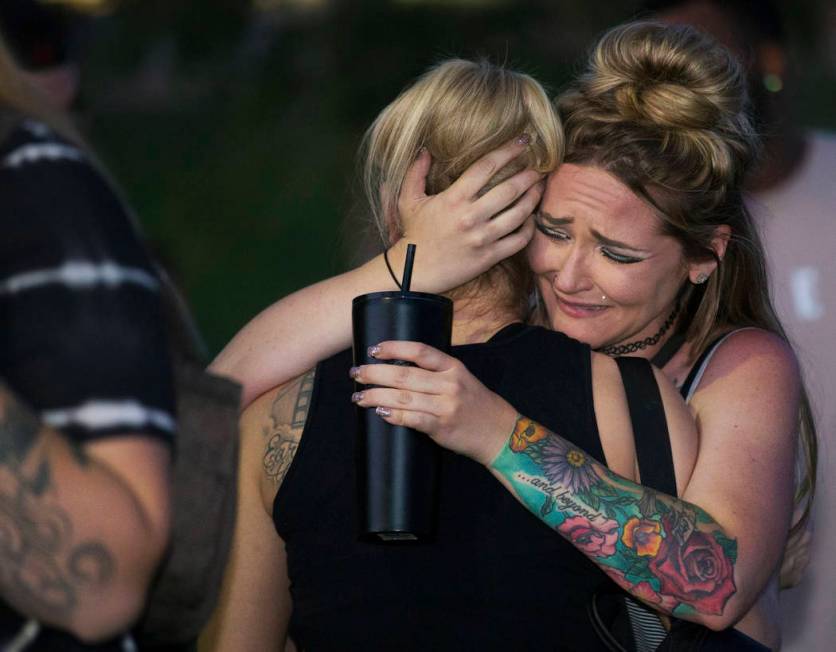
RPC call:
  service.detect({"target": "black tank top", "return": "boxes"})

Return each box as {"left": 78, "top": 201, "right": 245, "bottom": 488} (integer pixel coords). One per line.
{"left": 274, "top": 324, "right": 611, "bottom": 651}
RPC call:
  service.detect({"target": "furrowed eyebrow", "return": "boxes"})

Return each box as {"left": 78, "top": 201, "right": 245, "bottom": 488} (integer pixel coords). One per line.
{"left": 590, "top": 228, "right": 649, "bottom": 253}
{"left": 535, "top": 211, "right": 572, "bottom": 227}
{"left": 536, "top": 211, "right": 648, "bottom": 254}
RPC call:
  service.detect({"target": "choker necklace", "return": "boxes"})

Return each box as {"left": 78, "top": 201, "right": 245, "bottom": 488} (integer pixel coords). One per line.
{"left": 596, "top": 305, "right": 680, "bottom": 357}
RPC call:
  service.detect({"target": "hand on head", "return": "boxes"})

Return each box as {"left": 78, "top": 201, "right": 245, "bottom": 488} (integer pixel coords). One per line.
{"left": 388, "top": 136, "right": 545, "bottom": 295}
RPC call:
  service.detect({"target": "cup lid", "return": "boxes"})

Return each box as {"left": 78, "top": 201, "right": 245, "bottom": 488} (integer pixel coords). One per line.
{"left": 352, "top": 290, "right": 453, "bottom": 306}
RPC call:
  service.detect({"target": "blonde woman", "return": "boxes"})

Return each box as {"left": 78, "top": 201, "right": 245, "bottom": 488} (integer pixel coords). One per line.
{"left": 213, "top": 24, "right": 814, "bottom": 650}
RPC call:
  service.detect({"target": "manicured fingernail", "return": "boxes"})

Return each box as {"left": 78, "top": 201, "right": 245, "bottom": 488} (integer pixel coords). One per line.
{"left": 349, "top": 366, "right": 360, "bottom": 379}
{"left": 351, "top": 391, "right": 364, "bottom": 403}
{"left": 368, "top": 345, "right": 381, "bottom": 358}
{"left": 516, "top": 133, "right": 531, "bottom": 146}
{"left": 375, "top": 406, "right": 391, "bottom": 417}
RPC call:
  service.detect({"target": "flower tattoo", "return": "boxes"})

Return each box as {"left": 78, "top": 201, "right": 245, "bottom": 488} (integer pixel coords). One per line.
{"left": 649, "top": 513, "right": 737, "bottom": 615}
{"left": 509, "top": 418, "right": 549, "bottom": 452}
{"left": 559, "top": 515, "right": 619, "bottom": 557}
{"left": 622, "top": 517, "right": 664, "bottom": 557}
{"left": 496, "top": 416, "right": 739, "bottom": 617}
{"left": 540, "top": 437, "right": 598, "bottom": 493}
{"left": 510, "top": 417, "right": 599, "bottom": 492}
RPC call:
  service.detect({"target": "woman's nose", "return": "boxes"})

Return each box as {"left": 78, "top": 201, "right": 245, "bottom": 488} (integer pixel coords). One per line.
{"left": 552, "top": 246, "right": 593, "bottom": 294}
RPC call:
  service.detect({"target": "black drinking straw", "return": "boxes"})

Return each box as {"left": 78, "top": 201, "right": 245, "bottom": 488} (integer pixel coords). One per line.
{"left": 401, "top": 243, "right": 416, "bottom": 293}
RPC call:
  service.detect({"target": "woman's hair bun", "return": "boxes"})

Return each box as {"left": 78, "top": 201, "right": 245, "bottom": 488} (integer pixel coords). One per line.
{"left": 611, "top": 80, "right": 720, "bottom": 130}
{"left": 583, "top": 21, "right": 746, "bottom": 132}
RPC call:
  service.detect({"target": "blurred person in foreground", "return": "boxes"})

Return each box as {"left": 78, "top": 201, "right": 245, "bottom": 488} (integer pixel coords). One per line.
{"left": 0, "top": 26, "right": 174, "bottom": 651}
{"left": 207, "top": 22, "right": 815, "bottom": 650}
{"left": 649, "top": 2, "right": 836, "bottom": 648}
{"left": 0, "top": 0, "right": 81, "bottom": 110}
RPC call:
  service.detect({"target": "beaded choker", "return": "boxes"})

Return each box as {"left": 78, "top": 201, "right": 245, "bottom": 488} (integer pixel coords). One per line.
{"left": 595, "top": 305, "right": 680, "bottom": 357}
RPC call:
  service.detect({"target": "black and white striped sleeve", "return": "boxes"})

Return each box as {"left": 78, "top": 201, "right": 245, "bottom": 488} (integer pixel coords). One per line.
{"left": 0, "top": 122, "right": 176, "bottom": 445}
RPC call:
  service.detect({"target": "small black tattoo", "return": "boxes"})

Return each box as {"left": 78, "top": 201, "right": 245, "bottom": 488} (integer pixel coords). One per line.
{"left": 0, "top": 385, "right": 116, "bottom": 623}
{"left": 69, "top": 543, "right": 115, "bottom": 586}
{"left": 261, "top": 370, "right": 315, "bottom": 488}
{"left": 263, "top": 434, "right": 299, "bottom": 487}
{"left": 291, "top": 371, "right": 315, "bottom": 429}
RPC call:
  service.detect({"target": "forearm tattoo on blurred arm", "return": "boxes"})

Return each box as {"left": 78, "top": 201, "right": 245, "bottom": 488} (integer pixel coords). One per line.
{"left": 262, "top": 370, "right": 315, "bottom": 488}
{"left": 491, "top": 415, "right": 738, "bottom": 619}
{"left": 0, "top": 383, "right": 114, "bottom": 622}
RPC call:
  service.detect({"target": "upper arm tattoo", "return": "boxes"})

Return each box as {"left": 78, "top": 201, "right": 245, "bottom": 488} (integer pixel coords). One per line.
{"left": 0, "top": 383, "right": 114, "bottom": 624}
{"left": 491, "top": 415, "right": 738, "bottom": 619}
{"left": 261, "top": 370, "right": 315, "bottom": 491}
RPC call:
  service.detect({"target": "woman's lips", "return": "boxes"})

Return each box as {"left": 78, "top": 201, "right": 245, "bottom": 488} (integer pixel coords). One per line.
{"left": 555, "top": 296, "right": 609, "bottom": 319}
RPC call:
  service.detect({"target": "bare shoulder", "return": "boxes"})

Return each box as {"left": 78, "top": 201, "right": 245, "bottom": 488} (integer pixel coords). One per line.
{"left": 690, "top": 328, "right": 800, "bottom": 449}
{"left": 695, "top": 328, "right": 800, "bottom": 395}
{"left": 239, "top": 369, "right": 317, "bottom": 508}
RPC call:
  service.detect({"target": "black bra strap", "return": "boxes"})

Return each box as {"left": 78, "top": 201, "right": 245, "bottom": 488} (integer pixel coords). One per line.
{"left": 614, "top": 357, "right": 677, "bottom": 497}
{"left": 679, "top": 335, "right": 726, "bottom": 399}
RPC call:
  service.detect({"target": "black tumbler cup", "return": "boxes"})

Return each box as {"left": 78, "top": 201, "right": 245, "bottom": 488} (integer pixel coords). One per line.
{"left": 352, "top": 290, "right": 453, "bottom": 541}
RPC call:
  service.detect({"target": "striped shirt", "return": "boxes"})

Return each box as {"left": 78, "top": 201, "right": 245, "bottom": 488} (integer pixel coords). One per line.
{"left": 0, "top": 119, "right": 175, "bottom": 446}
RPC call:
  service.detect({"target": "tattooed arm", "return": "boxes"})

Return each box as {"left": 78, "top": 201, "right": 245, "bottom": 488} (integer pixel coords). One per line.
{"left": 351, "top": 339, "right": 798, "bottom": 632}
{"left": 492, "top": 415, "right": 738, "bottom": 624}
{"left": 210, "top": 139, "right": 541, "bottom": 408}
{"left": 0, "top": 383, "right": 171, "bottom": 642}
{"left": 201, "top": 370, "right": 314, "bottom": 651}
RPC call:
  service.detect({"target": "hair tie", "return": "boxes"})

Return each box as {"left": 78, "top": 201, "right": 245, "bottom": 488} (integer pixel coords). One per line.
{"left": 383, "top": 248, "right": 402, "bottom": 290}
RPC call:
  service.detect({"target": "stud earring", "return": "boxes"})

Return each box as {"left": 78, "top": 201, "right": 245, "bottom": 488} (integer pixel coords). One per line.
{"left": 694, "top": 272, "right": 709, "bottom": 284}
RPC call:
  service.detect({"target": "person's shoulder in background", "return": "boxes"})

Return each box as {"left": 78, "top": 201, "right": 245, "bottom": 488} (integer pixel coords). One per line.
{"left": 0, "top": 117, "right": 176, "bottom": 447}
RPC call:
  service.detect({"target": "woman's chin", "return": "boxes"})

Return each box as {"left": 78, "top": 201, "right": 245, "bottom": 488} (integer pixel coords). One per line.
{"left": 545, "top": 302, "right": 617, "bottom": 347}
{"left": 548, "top": 318, "right": 610, "bottom": 349}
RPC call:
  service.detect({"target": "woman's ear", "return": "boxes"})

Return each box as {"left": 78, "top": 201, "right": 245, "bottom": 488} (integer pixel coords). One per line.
{"left": 710, "top": 224, "right": 731, "bottom": 261}
{"left": 687, "top": 225, "right": 730, "bottom": 284}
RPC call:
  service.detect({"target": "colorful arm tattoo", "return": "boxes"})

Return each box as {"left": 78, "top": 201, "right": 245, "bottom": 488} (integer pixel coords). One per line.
{"left": 492, "top": 416, "right": 738, "bottom": 619}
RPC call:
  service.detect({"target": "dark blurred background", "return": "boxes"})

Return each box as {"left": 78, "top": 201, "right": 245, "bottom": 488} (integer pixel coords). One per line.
{"left": 5, "top": 0, "right": 835, "bottom": 356}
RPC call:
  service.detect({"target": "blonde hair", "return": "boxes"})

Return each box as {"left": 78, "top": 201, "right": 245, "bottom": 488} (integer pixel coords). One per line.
{"left": 362, "top": 58, "right": 562, "bottom": 317}
{"left": 559, "top": 21, "right": 815, "bottom": 557}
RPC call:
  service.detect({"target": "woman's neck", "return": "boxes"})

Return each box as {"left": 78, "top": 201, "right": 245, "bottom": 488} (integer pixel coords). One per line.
{"left": 595, "top": 304, "right": 681, "bottom": 360}
{"left": 450, "top": 296, "right": 523, "bottom": 345}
